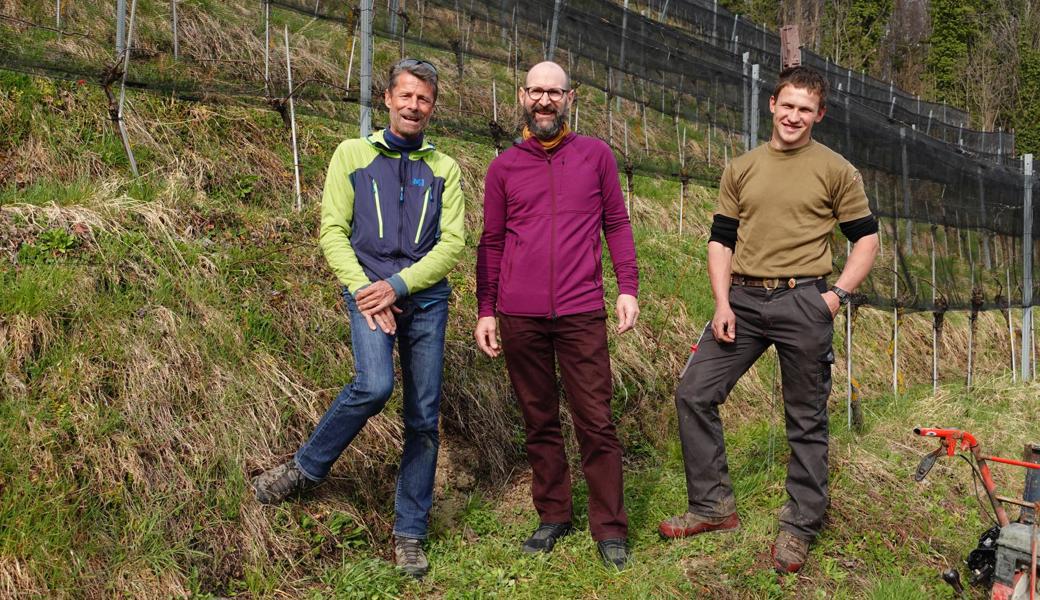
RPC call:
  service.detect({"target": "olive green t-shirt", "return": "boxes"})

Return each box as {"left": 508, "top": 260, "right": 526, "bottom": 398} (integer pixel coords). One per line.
{"left": 715, "top": 139, "right": 872, "bottom": 278}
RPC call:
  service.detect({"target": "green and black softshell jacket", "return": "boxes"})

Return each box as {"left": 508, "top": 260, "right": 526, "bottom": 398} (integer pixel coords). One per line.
{"left": 319, "top": 130, "right": 466, "bottom": 301}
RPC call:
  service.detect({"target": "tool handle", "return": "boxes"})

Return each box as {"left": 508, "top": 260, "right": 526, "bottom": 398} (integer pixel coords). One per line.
{"left": 941, "top": 569, "right": 964, "bottom": 595}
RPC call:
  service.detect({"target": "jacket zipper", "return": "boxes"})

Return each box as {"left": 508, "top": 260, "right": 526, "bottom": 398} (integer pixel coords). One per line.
{"left": 414, "top": 187, "right": 431, "bottom": 244}
{"left": 371, "top": 180, "right": 384, "bottom": 238}
{"left": 395, "top": 183, "right": 403, "bottom": 252}
{"left": 547, "top": 156, "right": 557, "bottom": 319}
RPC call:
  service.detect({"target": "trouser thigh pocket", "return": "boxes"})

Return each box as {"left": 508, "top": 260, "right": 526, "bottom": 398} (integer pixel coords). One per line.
{"left": 816, "top": 347, "right": 834, "bottom": 400}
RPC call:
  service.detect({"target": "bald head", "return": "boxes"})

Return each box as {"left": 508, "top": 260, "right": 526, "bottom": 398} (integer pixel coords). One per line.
{"left": 525, "top": 61, "right": 569, "bottom": 89}
{"left": 519, "top": 61, "right": 573, "bottom": 140}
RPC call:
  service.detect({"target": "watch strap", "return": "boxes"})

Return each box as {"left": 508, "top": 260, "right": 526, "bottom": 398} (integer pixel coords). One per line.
{"left": 830, "top": 285, "right": 851, "bottom": 305}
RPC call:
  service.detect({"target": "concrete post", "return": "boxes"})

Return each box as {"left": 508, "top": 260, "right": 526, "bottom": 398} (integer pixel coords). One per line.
{"left": 1022, "top": 154, "right": 1034, "bottom": 380}
{"left": 116, "top": 0, "right": 127, "bottom": 55}
{"left": 359, "top": 0, "right": 373, "bottom": 136}
{"left": 749, "top": 63, "right": 759, "bottom": 147}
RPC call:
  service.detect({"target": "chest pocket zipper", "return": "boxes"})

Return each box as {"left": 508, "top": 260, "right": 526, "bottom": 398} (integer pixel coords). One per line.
{"left": 413, "top": 187, "right": 432, "bottom": 244}
{"left": 371, "top": 180, "right": 384, "bottom": 238}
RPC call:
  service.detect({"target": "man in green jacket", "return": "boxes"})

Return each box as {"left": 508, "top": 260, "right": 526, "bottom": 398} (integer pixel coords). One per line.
{"left": 252, "top": 58, "right": 465, "bottom": 578}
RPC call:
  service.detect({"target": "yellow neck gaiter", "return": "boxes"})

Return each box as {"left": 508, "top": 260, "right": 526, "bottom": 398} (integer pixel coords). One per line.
{"left": 523, "top": 123, "right": 571, "bottom": 151}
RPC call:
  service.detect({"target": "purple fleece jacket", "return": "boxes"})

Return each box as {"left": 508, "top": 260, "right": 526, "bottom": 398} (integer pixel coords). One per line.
{"left": 476, "top": 132, "right": 639, "bottom": 318}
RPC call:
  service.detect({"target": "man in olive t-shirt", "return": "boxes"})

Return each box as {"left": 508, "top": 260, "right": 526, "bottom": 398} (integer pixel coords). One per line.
{"left": 659, "top": 66, "right": 879, "bottom": 574}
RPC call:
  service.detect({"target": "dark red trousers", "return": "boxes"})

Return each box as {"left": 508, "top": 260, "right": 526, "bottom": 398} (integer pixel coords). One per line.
{"left": 498, "top": 309, "right": 628, "bottom": 541}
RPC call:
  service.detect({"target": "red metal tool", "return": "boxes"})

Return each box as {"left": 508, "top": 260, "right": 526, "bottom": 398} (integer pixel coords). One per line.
{"left": 913, "top": 428, "right": 1039, "bottom": 599}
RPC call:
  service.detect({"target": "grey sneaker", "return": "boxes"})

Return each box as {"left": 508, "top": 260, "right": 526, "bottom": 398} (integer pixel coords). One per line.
{"left": 252, "top": 461, "right": 320, "bottom": 505}
{"left": 394, "top": 537, "right": 429, "bottom": 578}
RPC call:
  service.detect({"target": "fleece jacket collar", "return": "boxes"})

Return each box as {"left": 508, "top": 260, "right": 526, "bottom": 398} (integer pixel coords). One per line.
{"left": 514, "top": 130, "right": 577, "bottom": 159}
{"left": 366, "top": 129, "right": 436, "bottom": 158}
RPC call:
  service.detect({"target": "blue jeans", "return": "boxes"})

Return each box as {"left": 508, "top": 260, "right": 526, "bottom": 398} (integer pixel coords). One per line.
{"left": 295, "top": 292, "right": 448, "bottom": 539}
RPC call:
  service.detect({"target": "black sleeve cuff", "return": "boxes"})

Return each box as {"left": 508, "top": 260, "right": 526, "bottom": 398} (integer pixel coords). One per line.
{"left": 839, "top": 214, "right": 879, "bottom": 243}
{"left": 709, "top": 214, "right": 739, "bottom": 249}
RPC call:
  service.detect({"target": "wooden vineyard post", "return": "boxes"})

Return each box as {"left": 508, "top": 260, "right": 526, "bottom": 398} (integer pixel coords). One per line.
{"left": 892, "top": 225, "right": 899, "bottom": 399}
{"left": 679, "top": 177, "right": 687, "bottom": 237}
{"left": 932, "top": 230, "right": 937, "bottom": 394}
{"left": 1009, "top": 266, "right": 1017, "bottom": 382}
{"left": 624, "top": 120, "right": 630, "bottom": 216}
{"left": 676, "top": 121, "right": 687, "bottom": 236}
{"left": 346, "top": 20, "right": 358, "bottom": 93}
{"left": 264, "top": 0, "right": 271, "bottom": 97}
{"left": 491, "top": 79, "right": 499, "bottom": 156}
{"left": 642, "top": 103, "right": 649, "bottom": 156}
{"left": 929, "top": 228, "right": 948, "bottom": 394}
{"left": 171, "top": 0, "right": 179, "bottom": 60}
{"left": 967, "top": 229, "right": 979, "bottom": 389}
{"left": 284, "top": 25, "right": 303, "bottom": 212}
{"left": 625, "top": 165, "right": 634, "bottom": 219}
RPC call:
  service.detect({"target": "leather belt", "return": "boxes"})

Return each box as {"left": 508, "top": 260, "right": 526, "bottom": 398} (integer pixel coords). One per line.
{"left": 730, "top": 274, "right": 823, "bottom": 290}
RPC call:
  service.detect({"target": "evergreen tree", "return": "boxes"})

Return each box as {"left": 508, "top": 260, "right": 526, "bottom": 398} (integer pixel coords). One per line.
{"left": 927, "top": 0, "right": 979, "bottom": 107}
{"left": 1016, "top": 40, "right": 1040, "bottom": 155}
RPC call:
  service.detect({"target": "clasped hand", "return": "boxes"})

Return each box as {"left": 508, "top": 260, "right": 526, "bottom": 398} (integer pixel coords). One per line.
{"left": 355, "top": 280, "right": 401, "bottom": 334}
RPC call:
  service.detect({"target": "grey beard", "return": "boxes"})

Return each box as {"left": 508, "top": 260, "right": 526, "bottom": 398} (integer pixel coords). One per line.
{"left": 524, "top": 108, "right": 568, "bottom": 139}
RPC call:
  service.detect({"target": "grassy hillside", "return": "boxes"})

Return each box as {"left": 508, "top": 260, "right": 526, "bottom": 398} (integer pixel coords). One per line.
{"left": 2, "top": 1, "right": 1038, "bottom": 599}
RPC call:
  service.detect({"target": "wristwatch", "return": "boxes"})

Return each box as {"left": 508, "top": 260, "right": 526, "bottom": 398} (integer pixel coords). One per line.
{"left": 829, "top": 285, "right": 851, "bottom": 306}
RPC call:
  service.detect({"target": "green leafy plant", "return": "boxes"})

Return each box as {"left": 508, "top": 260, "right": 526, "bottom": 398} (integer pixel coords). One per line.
{"left": 17, "top": 228, "right": 78, "bottom": 264}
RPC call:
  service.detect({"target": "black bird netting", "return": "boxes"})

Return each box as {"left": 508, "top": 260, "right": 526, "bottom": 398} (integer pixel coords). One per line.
{"left": 2, "top": 0, "right": 1037, "bottom": 313}
{"left": 416, "top": 0, "right": 1037, "bottom": 312}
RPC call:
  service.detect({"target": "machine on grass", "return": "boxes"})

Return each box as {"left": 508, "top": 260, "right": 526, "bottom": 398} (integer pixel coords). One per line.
{"left": 913, "top": 428, "right": 1040, "bottom": 600}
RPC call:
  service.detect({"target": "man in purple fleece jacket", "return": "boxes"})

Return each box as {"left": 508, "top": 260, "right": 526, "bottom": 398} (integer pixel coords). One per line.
{"left": 474, "top": 61, "right": 640, "bottom": 570}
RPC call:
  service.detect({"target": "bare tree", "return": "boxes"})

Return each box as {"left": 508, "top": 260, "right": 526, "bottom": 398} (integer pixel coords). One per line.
{"left": 962, "top": 9, "right": 1018, "bottom": 131}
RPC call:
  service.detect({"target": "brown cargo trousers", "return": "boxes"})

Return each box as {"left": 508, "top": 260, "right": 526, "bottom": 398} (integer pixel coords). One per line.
{"left": 675, "top": 281, "right": 835, "bottom": 540}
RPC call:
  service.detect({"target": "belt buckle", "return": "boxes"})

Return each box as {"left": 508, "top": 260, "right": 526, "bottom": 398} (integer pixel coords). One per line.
{"left": 787, "top": 277, "right": 797, "bottom": 289}
{"left": 763, "top": 278, "right": 779, "bottom": 291}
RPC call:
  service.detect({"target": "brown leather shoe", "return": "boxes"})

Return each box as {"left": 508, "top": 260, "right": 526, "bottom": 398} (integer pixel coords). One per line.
{"left": 658, "top": 511, "right": 740, "bottom": 539}
{"left": 771, "top": 530, "right": 811, "bottom": 573}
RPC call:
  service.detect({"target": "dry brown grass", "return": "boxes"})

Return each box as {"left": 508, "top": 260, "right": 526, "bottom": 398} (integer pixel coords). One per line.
{"left": 0, "top": 557, "right": 50, "bottom": 599}
{"left": 0, "top": 153, "right": 533, "bottom": 594}
{"left": 2, "top": 2, "right": 1035, "bottom": 597}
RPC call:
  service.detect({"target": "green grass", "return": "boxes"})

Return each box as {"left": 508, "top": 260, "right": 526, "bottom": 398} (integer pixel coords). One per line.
{"left": 1, "top": 3, "right": 1035, "bottom": 598}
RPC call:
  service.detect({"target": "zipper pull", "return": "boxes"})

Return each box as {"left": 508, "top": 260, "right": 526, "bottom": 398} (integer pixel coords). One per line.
{"left": 399, "top": 187, "right": 404, "bottom": 204}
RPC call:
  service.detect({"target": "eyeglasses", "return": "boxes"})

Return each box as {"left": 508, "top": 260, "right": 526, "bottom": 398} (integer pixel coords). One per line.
{"left": 524, "top": 87, "right": 570, "bottom": 102}
{"left": 395, "top": 58, "right": 438, "bottom": 76}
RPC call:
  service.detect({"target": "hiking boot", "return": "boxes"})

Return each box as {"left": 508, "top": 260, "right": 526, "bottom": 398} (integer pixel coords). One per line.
{"left": 394, "top": 537, "right": 429, "bottom": 578}
{"left": 597, "top": 537, "right": 629, "bottom": 570}
{"left": 521, "top": 522, "right": 573, "bottom": 554}
{"left": 771, "top": 530, "right": 811, "bottom": 574}
{"left": 252, "top": 461, "right": 320, "bottom": 505}
{"left": 658, "top": 511, "right": 740, "bottom": 539}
